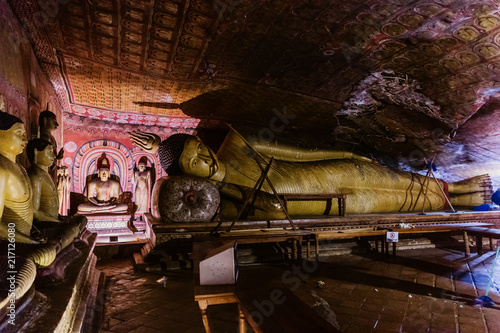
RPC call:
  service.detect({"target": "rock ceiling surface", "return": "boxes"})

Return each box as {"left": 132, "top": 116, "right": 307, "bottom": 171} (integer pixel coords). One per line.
{"left": 8, "top": 0, "right": 500, "bottom": 184}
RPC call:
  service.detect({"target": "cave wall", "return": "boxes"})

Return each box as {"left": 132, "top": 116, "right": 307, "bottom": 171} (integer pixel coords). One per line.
{"left": 0, "top": 0, "right": 63, "bottom": 167}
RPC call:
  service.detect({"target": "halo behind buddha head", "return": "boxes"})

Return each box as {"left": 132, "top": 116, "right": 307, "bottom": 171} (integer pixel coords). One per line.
{"left": 157, "top": 133, "right": 193, "bottom": 175}
{"left": 97, "top": 152, "right": 111, "bottom": 170}
{"left": 0, "top": 111, "right": 23, "bottom": 131}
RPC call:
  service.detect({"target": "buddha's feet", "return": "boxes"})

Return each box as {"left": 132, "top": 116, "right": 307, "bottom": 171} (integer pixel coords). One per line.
{"left": 449, "top": 174, "right": 492, "bottom": 194}
{"left": 449, "top": 174, "right": 493, "bottom": 207}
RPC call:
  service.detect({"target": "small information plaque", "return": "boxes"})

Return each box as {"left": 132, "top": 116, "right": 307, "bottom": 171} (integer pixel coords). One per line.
{"left": 386, "top": 231, "right": 399, "bottom": 243}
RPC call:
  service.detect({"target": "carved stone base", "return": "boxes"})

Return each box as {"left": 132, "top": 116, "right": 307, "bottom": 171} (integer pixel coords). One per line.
{"left": 35, "top": 244, "right": 82, "bottom": 287}
{"left": 85, "top": 215, "right": 131, "bottom": 231}
{"left": 84, "top": 214, "right": 149, "bottom": 244}
{"left": 1, "top": 233, "right": 101, "bottom": 333}
{"left": 0, "top": 288, "right": 48, "bottom": 332}
{"left": 35, "top": 228, "right": 94, "bottom": 287}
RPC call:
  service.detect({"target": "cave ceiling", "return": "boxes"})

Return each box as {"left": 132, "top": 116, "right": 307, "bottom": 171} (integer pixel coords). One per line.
{"left": 8, "top": 0, "right": 500, "bottom": 183}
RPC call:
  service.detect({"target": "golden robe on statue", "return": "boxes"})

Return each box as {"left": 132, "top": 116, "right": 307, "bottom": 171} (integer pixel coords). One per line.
{"left": 131, "top": 128, "right": 492, "bottom": 220}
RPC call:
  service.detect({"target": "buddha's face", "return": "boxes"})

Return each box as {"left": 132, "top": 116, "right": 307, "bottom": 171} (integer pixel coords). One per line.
{"left": 138, "top": 163, "right": 146, "bottom": 172}
{"left": 36, "top": 144, "right": 55, "bottom": 167}
{"left": 98, "top": 168, "right": 110, "bottom": 181}
{"left": 179, "top": 137, "right": 219, "bottom": 179}
{"left": 43, "top": 116, "right": 59, "bottom": 131}
{"left": 0, "top": 122, "right": 28, "bottom": 157}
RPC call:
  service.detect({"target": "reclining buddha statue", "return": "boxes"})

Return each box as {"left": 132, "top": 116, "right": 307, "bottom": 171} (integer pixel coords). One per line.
{"left": 77, "top": 153, "right": 129, "bottom": 214}
{"left": 130, "top": 128, "right": 492, "bottom": 221}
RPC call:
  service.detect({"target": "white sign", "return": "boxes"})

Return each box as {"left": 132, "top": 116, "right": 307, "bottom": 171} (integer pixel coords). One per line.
{"left": 386, "top": 231, "right": 399, "bottom": 243}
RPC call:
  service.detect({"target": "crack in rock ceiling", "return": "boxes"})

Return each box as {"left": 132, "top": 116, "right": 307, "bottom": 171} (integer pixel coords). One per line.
{"left": 8, "top": 0, "right": 500, "bottom": 184}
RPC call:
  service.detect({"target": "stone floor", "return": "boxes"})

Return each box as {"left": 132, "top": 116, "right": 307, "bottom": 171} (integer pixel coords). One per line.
{"left": 96, "top": 246, "right": 500, "bottom": 333}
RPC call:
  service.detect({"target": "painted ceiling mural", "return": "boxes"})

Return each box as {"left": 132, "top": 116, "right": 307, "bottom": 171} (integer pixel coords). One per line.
{"left": 8, "top": 0, "right": 500, "bottom": 185}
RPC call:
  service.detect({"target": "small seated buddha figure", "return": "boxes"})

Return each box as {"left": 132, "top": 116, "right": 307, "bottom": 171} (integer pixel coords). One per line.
{"left": 77, "top": 153, "right": 129, "bottom": 214}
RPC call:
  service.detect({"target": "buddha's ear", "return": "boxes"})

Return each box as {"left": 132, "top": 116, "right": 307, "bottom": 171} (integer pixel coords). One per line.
{"left": 33, "top": 147, "right": 45, "bottom": 164}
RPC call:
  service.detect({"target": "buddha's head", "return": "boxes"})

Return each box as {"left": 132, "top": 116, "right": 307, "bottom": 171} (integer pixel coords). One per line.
{"left": 96, "top": 153, "right": 111, "bottom": 181}
{"left": 137, "top": 156, "right": 147, "bottom": 172}
{"left": 98, "top": 167, "right": 110, "bottom": 181}
{"left": 0, "top": 111, "right": 27, "bottom": 159}
{"left": 27, "top": 138, "right": 54, "bottom": 167}
{"left": 158, "top": 134, "right": 225, "bottom": 180}
{"left": 57, "top": 166, "right": 66, "bottom": 177}
{"left": 39, "top": 110, "right": 58, "bottom": 132}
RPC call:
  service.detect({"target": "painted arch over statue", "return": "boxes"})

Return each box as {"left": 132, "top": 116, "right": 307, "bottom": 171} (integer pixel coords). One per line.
{"left": 71, "top": 139, "right": 134, "bottom": 194}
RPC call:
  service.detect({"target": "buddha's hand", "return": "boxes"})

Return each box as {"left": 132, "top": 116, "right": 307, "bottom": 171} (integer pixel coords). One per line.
{"left": 30, "top": 244, "right": 57, "bottom": 266}
{"left": 31, "top": 234, "right": 48, "bottom": 244}
{"left": 29, "top": 225, "right": 48, "bottom": 244}
{"left": 130, "top": 130, "right": 161, "bottom": 154}
{"left": 56, "top": 147, "right": 64, "bottom": 159}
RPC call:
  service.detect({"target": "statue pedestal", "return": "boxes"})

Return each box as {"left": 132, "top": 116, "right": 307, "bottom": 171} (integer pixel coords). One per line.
{"left": 35, "top": 244, "right": 82, "bottom": 287}
{"left": 82, "top": 213, "right": 150, "bottom": 244}
{"left": 0, "top": 233, "right": 101, "bottom": 333}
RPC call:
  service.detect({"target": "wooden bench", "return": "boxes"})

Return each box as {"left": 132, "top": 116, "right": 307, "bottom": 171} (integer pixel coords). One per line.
{"left": 305, "top": 222, "right": 496, "bottom": 260}
{"left": 194, "top": 285, "right": 340, "bottom": 333}
{"left": 193, "top": 239, "right": 340, "bottom": 333}
{"left": 217, "top": 228, "right": 311, "bottom": 261}
{"left": 462, "top": 226, "right": 500, "bottom": 256}
{"left": 236, "top": 287, "right": 341, "bottom": 332}
{"left": 193, "top": 239, "right": 243, "bottom": 332}
{"left": 194, "top": 285, "right": 245, "bottom": 333}
{"left": 307, "top": 228, "right": 386, "bottom": 260}
{"left": 278, "top": 193, "right": 346, "bottom": 216}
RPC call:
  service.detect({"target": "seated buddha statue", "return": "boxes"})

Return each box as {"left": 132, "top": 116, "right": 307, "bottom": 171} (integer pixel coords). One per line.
{"left": 130, "top": 128, "right": 492, "bottom": 220}
{"left": 27, "top": 138, "right": 87, "bottom": 228}
{"left": 77, "top": 153, "right": 129, "bottom": 214}
{"left": 27, "top": 138, "right": 62, "bottom": 223}
{"left": 39, "top": 108, "right": 64, "bottom": 161}
{"left": 0, "top": 112, "right": 84, "bottom": 266}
